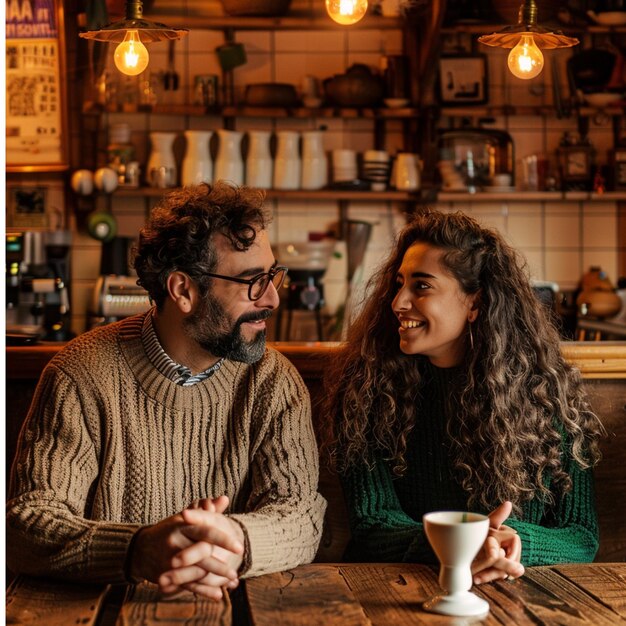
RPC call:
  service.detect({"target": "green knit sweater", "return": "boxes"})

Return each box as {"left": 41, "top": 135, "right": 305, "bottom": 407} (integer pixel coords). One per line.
{"left": 7, "top": 313, "right": 326, "bottom": 583}
{"left": 341, "top": 364, "right": 599, "bottom": 566}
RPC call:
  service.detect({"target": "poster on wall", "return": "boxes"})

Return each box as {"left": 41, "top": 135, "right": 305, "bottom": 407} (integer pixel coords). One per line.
{"left": 6, "top": 0, "right": 68, "bottom": 170}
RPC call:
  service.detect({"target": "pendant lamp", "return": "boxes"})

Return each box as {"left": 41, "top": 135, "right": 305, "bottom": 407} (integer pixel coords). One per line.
{"left": 326, "top": 0, "right": 368, "bottom": 25}
{"left": 478, "top": 0, "right": 578, "bottom": 80}
{"left": 80, "top": 0, "right": 188, "bottom": 76}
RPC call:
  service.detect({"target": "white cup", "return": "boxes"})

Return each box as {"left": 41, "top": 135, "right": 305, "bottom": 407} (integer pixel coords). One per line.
{"left": 423, "top": 511, "right": 490, "bottom": 617}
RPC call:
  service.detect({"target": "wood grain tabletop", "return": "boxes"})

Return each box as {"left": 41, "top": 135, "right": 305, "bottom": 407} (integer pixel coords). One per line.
{"left": 6, "top": 562, "right": 626, "bottom": 625}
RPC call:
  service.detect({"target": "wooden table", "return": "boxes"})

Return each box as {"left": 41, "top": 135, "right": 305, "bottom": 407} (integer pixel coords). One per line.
{"left": 7, "top": 563, "right": 626, "bottom": 625}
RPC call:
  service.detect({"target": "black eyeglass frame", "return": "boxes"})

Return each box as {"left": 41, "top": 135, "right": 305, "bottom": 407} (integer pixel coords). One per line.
{"left": 203, "top": 264, "right": 289, "bottom": 301}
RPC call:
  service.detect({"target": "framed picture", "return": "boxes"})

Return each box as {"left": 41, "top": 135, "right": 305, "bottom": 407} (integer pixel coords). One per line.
{"left": 8, "top": 186, "right": 49, "bottom": 229}
{"left": 438, "top": 55, "right": 488, "bottom": 105}
{"left": 5, "top": 0, "right": 69, "bottom": 171}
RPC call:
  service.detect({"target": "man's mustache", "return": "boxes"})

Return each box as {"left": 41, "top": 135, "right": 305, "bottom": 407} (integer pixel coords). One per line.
{"left": 237, "top": 309, "right": 273, "bottom": 324}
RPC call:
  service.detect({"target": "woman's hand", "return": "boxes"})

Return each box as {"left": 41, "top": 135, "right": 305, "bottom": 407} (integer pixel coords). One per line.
{"left": 471, "top": 501, "right": 525, "bottom": 585}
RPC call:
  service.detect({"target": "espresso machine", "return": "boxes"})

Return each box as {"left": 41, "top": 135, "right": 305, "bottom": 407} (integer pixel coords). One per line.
{"left": 88, "top": 237, "right": 151, "bottom": 329}
{"left": 6, "top": 230, "right": 74, "bottom": 342}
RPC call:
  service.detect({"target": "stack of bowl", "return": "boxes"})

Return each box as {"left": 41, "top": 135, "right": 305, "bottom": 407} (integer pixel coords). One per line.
{"left": 361, "top": 150, "right": 391, "bottom": 191}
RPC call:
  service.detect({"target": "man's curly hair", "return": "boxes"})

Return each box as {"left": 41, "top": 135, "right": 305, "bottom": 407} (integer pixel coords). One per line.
{"left": 133, "top": 182, "right": 270, "bottom": 308}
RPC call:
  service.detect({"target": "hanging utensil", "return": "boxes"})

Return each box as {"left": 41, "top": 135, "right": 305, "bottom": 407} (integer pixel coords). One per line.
{"left": 163, "top": 40, "right": 179, "bottom": 91}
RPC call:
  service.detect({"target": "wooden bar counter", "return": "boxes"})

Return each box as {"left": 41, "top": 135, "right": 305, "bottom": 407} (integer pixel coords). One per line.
{"left": 6, "top": 340, "right": 626, "bottom": 381}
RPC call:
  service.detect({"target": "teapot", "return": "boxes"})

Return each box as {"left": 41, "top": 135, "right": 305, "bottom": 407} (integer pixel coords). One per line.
{"left": 324, "top": 64, "right": 384, "bottom": 107}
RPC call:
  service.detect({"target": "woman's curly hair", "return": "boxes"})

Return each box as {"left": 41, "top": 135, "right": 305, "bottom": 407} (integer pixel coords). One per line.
{"left": 323, "top": 209, "right": 604, "bottom": 513}
{"left": 133, "top": 182, "right": 270, "bottom": 308}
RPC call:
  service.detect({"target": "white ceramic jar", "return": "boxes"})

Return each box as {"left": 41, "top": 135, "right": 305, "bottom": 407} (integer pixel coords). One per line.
{"left": 147, "top": 132, "right": 177, "bottom": 188}
{"left": 273, "top": 130, "right": 301, "bottom": 190}
{"left": 245, "top": 130, "right": 273, "bottom": 189}
{"left": 181, "top": 130, "right": 213, "bottom": 186}
{"left": 301, "top": 130, "right": 328, "bottom": 190}
{"left": 214, "top": 129, "right": 244, "bottom": 185}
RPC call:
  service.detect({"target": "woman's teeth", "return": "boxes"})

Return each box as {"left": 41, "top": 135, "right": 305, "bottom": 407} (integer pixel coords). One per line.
{"left": 402, "top": 320, "right": 425, "bottom": 329}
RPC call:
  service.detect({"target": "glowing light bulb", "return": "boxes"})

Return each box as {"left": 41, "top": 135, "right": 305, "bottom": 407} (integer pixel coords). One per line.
{"left": 507, "top": 34, "right": 544, "bottom": 80}
{"left": 114, "top": 30, "right": 149, "bottom": 76}
{"left": 326, "top": 0, "right": 368, "bottom": 25}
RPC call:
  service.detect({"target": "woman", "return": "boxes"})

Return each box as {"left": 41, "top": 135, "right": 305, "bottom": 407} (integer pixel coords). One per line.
{"left": 324, "top": 209, "right": 603, "bottom": 583}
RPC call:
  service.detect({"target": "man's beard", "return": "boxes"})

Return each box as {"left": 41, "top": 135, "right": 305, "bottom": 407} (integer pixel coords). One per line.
{"left": 183, "top": 291, "right": 271, "bottom": 364}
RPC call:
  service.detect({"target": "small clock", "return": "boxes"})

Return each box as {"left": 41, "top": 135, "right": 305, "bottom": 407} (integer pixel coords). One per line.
{"left": 558, "top": 145, "right": 595, "bottom": 189}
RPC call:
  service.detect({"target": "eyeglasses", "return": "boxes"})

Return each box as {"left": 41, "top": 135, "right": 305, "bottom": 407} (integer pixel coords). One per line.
{"left": 204, "top": 265, "right": 288, "bottom": 301}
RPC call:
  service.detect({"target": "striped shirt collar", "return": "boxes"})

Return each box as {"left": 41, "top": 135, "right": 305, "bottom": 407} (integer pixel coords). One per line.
{"left": 141, "top": 308, "right": 223, "bottom": 386}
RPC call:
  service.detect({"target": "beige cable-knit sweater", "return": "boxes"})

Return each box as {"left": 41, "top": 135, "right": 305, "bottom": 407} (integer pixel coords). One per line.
{"left": 7, "top": 313, "right": 326, "bottom": 583}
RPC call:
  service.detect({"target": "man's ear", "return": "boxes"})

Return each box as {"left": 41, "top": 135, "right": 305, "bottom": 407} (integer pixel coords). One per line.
{"left": 166, "top": 271, "right": 195, "bottom": 314}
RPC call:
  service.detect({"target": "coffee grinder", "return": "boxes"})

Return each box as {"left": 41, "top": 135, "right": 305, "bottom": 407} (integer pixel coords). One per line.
{"left": 6, "top": 230, "right": 73, "bottom": 342}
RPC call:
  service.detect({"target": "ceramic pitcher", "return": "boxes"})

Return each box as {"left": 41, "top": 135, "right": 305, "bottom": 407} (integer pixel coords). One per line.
{"left": 245, "top": 130, "right": 273, "bottom": 189}
{"left": 301, "top": 130, "right": 328, "bottom": 190}
{"left": 181, "top": 130, "right": 213, "bottom": 186}
{"left": 273, "top": 130, "right": 301, "bottom": 190}
{"left": 214, "top": 129, "right": 244, "bottom": 185}
{"left": 147, "top": 132, "right": 177, "bottom": 188}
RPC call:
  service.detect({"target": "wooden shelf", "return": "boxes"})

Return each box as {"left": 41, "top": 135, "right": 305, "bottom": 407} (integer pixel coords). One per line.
{"left": 440, "top": 23, "right": 626, "bottom": 35}
{"left": 113, "top": 187, "right": 419, "bottom": 202}
{"left": 82, "top": 102, "right": 420, "bottom": 119}
{"left": 145, "top": 12, "right": 403, "bottom": 31}
{"left": 437, "top": 190, "right": 626, "bottom": 202}
{"left": 435, "top": 104, "right": 625, "bottom": 118}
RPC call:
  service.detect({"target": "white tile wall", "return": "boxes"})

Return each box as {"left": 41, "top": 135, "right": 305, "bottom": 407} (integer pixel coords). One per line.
{"left": 55, "top": 19, "right": 623, "bottom": 335}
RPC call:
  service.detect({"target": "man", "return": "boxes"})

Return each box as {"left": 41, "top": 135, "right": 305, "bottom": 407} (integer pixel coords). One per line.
{"left": 7, "top": 182, "right": 327, "bottom": 599}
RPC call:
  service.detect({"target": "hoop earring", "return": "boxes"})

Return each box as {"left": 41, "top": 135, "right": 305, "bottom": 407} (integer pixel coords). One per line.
{"left": 468, "top": 322, "right": 474, "bottom": 351}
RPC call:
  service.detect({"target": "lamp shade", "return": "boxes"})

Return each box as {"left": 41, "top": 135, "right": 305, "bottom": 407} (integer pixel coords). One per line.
{"left": 79, "top": 0, "right": 187, "bottom": 43}
{"left": 477, "top": 0, "right": 578, "bottom": 50}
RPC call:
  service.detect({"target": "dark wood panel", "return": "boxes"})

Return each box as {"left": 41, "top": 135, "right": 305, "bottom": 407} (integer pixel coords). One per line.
{"left": 583, "top": 380, "right": 626, "bottom": 562}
